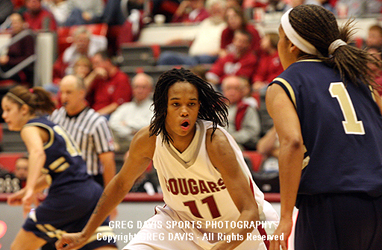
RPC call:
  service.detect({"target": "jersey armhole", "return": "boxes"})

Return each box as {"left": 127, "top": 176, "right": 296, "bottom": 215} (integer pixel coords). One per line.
{"left": 270, "top": 77, "right": 297, "bottom": 108}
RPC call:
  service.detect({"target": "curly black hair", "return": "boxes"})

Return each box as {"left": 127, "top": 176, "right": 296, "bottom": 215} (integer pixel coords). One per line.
{"left": 149, "top": 68, "right": 228, "bottom": 144}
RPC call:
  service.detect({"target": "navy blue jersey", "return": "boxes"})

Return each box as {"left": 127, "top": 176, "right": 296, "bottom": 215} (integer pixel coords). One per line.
{"left": 22, "top": 117, "right": 116, "bottom": 247}
{"left": 24, "top": 117, "right": 90, "bottom": 191}
{"left": 270, "top": 60, "right": 382, "bottom": 197}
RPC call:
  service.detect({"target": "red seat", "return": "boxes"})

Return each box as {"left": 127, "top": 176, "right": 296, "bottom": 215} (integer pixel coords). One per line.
{"left": 242, "top": 151, "right": 263, "bottom": 172}
{"left": 0, "top": 152, "right": 26, "bottom": 173}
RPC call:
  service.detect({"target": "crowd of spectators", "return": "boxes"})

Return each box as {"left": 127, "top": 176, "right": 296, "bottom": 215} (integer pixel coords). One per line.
{"left": 0, "top": 0, "right": 382, "bottom": 194}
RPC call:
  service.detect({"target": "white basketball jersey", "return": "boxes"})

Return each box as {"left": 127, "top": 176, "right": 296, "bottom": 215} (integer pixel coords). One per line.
{"left": 153, "top": 120, "right": 268, "bottom": 233}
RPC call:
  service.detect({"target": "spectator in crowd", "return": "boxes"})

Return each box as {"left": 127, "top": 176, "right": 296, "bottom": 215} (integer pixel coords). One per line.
{"left": 256, "top": 126, "right": 279, "bottom": 173}
{"left": 23, "top": 0, "right": 57, "bottom": 32}
{"left": 0, "top": 0, "right": 13, "bottom": 26}
{"left": 171, "top": 0, "right": 209, "bottom": 23}
{"left": 220, "top": 5, "right": 261, "bottom": 58}
{"left": 53, "top": 26, "right": 107, "bottom": 80}
{"left": 335, "top": 0, "right": 382, "bottom": 17}
{"left": 73, "top": 55, "right": 92, "bottom": 79}
{"left": 64, "top": 0, "right": 104, "bottom": 26}
{"left": 206, "top": 29, "right": 258, "bottom": 87}
{"left": 50, "top": 75, "right": 116, "bottom": 189}
{"left": 285, "top": 0, "right": 335, "bottom": 13}
{"left": 0, "top": 156, "right": 28, "bottom": 193}
{"left": 14, "top": 156, "right": 29, "bottom": 190}
{"left": 252, "top": 32, "right": 283, "bottom": 92}
{"left": 367, "top": 46, "right": 382, "bottom": 95}
{"left": 116, "top": 0, "right": 146, "bottom": 50}
{"left": 0, "top": 13, "right": 35, "bottom": 86}
{"left": 366, "top": 24, "right": 382, "bottom": 48}
{"left": 109, "top": 73, "right": 154, "bottom": 153}
{"left": 157, "top": 0, "right": 227, "bottom": 66}
{"left": 101, "top": 0, "right": 126, "bottom": 26}
{"left": 42, "top": 0, "right": 70, "bottom": 26}
{"left": 86, "top": 50, "right": 132, "bottom": 117}
{"left": 222, "top": 75, "right": 261, "bottom": 150}
{"left": 265, "top": 0, "right": 287, "bottom": 13}
{"left": 226, "top": 0, "right": 243, "bottom": 8}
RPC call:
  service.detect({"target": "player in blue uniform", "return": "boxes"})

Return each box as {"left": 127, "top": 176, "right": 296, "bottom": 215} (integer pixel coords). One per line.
{"left": 266, "top": 5, "right": 382, "bottom": 250}
{"left": 3, "top": 86, "right": 117, "bottom": 250}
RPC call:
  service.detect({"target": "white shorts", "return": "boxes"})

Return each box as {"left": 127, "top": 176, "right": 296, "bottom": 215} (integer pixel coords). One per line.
{"left": 124, "top": 205, "right": 267, "bottom": 250}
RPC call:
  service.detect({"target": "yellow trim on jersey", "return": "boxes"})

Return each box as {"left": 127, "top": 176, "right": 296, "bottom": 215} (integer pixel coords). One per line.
{"left": 369, "top": 85, "right": 377, "bottom": 102}
{"left": 23, "top": 122, "right": 55, "bottom": 150}
{"left": 49, "top": 157, "right": 65, "bottom": 170}
{"left": 36, "top": 224, "right": 48, "bottom": 233}
{"left": 273, "top": 77, "right": 297, "bottom": 108}
{"left": 296, "top": 59, "right": 322, "bottom": 63}
{"left": 49, "top": 157, "right": 70, "bottom": 173}
{"left": 55, "top": 163, "right": 70, "bottom": 172}
{"left": 302, "top": 146, "right": 310, "bottom": 170}
{"left": 45, "top": 174, "right": 52, "bottom": 185}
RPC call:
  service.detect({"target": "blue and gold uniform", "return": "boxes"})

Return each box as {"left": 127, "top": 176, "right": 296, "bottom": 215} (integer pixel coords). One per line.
{"left": 271, "top": 59, "right": 382, "bottom": 196}
{"left": 270, "top": 60, "right": 382, "bottom": 249}
{"left": 22, "top": 117, "right": 115, "bottom": 249}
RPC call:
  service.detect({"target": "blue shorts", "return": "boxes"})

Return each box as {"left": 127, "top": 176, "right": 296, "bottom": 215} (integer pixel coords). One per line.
{"left": 22, "top": 179, "right": 117, "bottom": 249}
{"left": 295, "top": 193, "right": 382, "bottom": 250}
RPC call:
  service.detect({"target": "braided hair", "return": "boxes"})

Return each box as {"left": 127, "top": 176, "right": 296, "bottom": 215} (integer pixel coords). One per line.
{"left": 288, "top": 4, "right": 381, "bottom": 88}
{"left": 149, "top": 68, "right": 228, "bottom": 144}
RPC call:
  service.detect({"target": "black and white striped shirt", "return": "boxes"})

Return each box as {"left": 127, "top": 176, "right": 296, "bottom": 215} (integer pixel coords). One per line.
{"left": 49, "top": 107, "right": 115, "bottom": 176}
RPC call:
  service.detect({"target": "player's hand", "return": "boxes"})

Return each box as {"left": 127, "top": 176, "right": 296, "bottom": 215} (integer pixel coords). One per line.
{"left": 269, "top": 218, "right": 292, "bottom": 250}
{"left": 55, "top": 232, "right": 88, "bottom": 250}
{"left": 22, "top": 188, "right": 35, "bottom": 217}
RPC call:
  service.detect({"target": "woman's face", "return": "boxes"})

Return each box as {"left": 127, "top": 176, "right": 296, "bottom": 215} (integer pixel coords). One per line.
{"left": 10, "top": 13, "right": 24, "bottom": 35}
{"left": 1, "top": 97, "right": 26, "bottom": 131}
{"left": 226, "top": 8, "right": 242, "bottom": 30}
{"left": 277, "top": 26, "right": 294, "bottom": 70}
{"left": 74, "top": 61, "right": 91, "bottom": 78}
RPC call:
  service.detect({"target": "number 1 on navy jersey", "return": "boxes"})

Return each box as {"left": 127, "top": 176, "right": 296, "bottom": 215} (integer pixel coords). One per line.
{"left": 329, "top": 82, "right": 365, "bottom": 135}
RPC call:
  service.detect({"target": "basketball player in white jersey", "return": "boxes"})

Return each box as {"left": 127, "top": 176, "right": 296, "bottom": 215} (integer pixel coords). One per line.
{"left": 56, "top": 68, "right": 279, "bottom": 250}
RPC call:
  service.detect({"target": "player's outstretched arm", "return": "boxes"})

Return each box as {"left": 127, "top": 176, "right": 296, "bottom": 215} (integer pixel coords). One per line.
{"left": 206, "top": 129, "right": 259, "bottom": 250}
{"left": 56, "top": 127, "right": 156, "bottom": 250}
{"left": 266, "top": 84, "right": 304, "bottom": 250}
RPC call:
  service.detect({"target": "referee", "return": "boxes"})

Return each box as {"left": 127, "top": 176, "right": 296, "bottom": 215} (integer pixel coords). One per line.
{"left": 49, "top": 75, "right": 116, "bottom": 188}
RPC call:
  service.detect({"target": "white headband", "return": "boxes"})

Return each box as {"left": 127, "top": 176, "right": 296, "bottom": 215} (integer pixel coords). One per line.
{"left": 281, "top": 8, "right": 318, "bottom": 55}
{"left": 6, "top": 92, "right": 26, "bottom": 105}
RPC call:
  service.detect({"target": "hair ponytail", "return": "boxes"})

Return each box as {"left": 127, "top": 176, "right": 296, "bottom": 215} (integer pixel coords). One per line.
{"left": 6, "top": 86, "right": 56, "bottom": 115}
{"left": 288, "top": 5, "right": 382, "bottom": 88}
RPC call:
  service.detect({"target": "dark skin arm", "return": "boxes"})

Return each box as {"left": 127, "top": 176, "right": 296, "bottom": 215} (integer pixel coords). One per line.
{"left": 266, "top": 84, "right": 304, "bottom": 250}
{"left": 207, "top": 128, "right": 260, "bottom": 250}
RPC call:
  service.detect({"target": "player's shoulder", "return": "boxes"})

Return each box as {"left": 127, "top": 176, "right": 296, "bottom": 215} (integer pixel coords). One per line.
{"left": 129, "top": 126, "right": 156, "bottom": 157}
{"left": 205, "top": 126, "right": 231, "bottom": 152}
{"left": 133, "top": 126, "right": 156, "bottom": 144}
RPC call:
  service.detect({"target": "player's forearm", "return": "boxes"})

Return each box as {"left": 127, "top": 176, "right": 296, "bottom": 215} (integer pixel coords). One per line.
{"left": 25, "top": 150, "right": 46, "bottom": 192}
{"left": 102, "top": 162, "right": 116, "bottom": 187}
{"left": 278, "top": 139, "right": 304, "bottom": 220}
